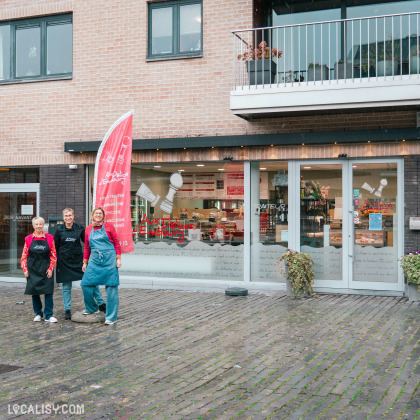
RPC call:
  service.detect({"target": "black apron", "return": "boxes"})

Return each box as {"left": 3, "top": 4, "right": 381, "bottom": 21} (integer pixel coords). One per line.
{"left": 56, "top": 225, "right": 84, "bottom": 283}
{"left": 24, "top": 237, "right": 54, "bottom": 295}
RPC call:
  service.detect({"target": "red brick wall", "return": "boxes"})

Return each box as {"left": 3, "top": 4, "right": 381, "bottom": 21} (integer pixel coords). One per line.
{"left": 0, "top": 0, "right": 418, "bottom": 167}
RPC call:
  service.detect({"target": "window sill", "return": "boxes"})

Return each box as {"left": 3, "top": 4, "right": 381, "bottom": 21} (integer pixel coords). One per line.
{"left": 146, "top": 53, "right": 203, "bottom": 62}
{"left": 0, "top": 75, "right": 73, "bottom": 85}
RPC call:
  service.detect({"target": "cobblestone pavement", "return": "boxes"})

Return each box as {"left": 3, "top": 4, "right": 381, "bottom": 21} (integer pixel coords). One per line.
{"left": 0, "top": 285, "right": 419, "bottom": 420}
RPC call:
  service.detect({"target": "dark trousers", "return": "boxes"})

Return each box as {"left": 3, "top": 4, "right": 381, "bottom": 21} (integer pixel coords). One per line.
{"left": 32, "top": 294, "right": 53, "bottom": 319}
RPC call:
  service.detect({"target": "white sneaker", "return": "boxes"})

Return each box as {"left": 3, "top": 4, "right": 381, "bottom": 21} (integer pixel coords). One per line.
{"left": 45, "top": 316, "right": 57, "bottom": 323}
{"left": 104, "top": 320, "right": 117, "bottom": 325}
{"left": 83, "top": 310, "right": 99, "bottom": 315}
{"left": 33, "top": 315, "right": 42, "bottom": 322}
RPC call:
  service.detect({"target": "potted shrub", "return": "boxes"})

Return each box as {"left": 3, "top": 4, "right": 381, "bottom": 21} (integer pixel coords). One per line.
{"left": 279, "top": 249, "right": 315, "bottom": 298}
{"left": 237, "top": 41, "right": 282, "bottom": 85}
{"left": 307, "top": 62, "right": 329, "bottom": 81}
{"left": 399, "top": 251, "right": 420, "bottom": 301}
{"left": 409, "top": 46, "right": 420, "bottom": 74}
{"left": 334, "top": 59, "right": 353, "bottom": 79}
{"left": 376, "top": 40, "right": 400, "bottom": 77}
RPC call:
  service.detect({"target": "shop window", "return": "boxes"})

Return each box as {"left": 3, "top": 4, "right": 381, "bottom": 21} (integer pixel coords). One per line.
{"left": 89, "top": 162, "right": 244, "bottom": 281}
{"left": 148, "top": 0, "right": 202, "bottom": 58}
{"left": 0, "top": 168, "right": 39, "bottom": 183}
{"left": 0, "top": 14, "right": 72, "bottom": 82}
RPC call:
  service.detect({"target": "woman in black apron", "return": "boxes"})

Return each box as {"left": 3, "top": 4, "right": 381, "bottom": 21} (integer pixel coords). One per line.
{"left": 21, "top": 217, "right": 58, "bottom": 322}
{"left": 54, "top": 208, "right": 105, "bottom": 320}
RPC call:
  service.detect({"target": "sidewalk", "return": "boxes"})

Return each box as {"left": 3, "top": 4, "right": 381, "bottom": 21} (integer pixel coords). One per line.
{"left": 0, "top": 285, "right": 418, "bottom": 419}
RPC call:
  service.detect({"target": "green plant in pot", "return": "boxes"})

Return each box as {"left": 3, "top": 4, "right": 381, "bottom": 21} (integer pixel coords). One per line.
{"left": 237, "top": 41, "right": 283, "bottom": 85}
{"left": 279, "top": 249, "right": 315, "bottom": 298}
{"left": 399, "top": 251, "right": 420, "bottom": 299}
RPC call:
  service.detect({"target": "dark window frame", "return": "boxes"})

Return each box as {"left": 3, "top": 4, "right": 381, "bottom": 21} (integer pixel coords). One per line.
{"left": 0, "top": 13, "right": 72, "bottom": 83}
{"left": 148, "top": 0, "right": 203, "bottom": 59}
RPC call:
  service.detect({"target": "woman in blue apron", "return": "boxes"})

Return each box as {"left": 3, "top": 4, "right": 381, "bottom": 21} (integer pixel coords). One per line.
{"left": 55, "top": 208, "right": 105, "bottom": 320}
{"left": 81, "top": 207, "right": 122, "bottom": 325}
{"left": 21, "top": 217, "right": 58, "bottom": 322}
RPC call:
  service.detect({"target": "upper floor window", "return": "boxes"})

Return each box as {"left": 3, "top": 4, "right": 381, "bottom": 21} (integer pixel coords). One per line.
{"left": 148, "top": 0, "right": 202, "bottom": 59}
{"left": 0, "top": 14, "right": 72, "bottom": 82}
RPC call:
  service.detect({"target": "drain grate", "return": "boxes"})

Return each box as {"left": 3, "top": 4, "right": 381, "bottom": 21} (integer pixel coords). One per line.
{"left": 0, "top": 364, "right": 21, "bottom": 374}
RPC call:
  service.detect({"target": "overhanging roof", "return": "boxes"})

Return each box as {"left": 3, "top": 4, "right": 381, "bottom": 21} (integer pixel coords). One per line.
{"left": 64, "top": 128, "right": 420, "bottom": 153}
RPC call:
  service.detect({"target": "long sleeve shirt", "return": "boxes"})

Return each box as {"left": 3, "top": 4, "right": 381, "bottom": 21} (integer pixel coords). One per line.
{"left": 21, "top": 232, "right": 57, "bottom": 272}
{"left": 83, "top": 222, "right": 122, "bottom": 263}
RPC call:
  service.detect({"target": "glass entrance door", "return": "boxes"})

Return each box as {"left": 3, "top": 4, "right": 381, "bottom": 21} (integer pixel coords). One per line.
{"left": 299, "top": 163, "right": 345, "bottom": 288}
{"left": 349, "top": 161, "right": 403, "bottom": 291}
{"left": 295, "top": 159, "right": 403, "bottom": 292}
{"left": 0, "top": 186, "right": 38, "bottom": 278}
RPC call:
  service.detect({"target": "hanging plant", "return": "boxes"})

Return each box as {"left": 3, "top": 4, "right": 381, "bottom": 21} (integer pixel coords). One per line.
{"left": 279, "top": 249, "right": 315, "bottom": 298}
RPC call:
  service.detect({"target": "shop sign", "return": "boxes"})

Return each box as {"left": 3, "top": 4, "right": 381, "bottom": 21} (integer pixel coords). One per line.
{"left": 21, "top": 205, "right": 33, "bottom": 215}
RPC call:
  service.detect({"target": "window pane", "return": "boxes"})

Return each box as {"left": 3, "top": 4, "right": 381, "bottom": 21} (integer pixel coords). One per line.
{"left": 180, "top": 4, "right": 202, "bottom": 52}
{"left": 112, "top": 163, "right": 244, "bottom": 281}
{"left": 16, "top": 26, "right": 40, "bottom": 77}
{"left": 0, "top": 25, "right": 10, "bottom": 80}
{"left": 251, "top": 162, "right": 289, "bottom": 283}
{"left": 47, "top": 22, "right": 72, "bottom": 75}
{"left": 300, "top": 164, "right": 343, "bottom": 281}
{"left": 152, "top": 7, "right": 173, "bottom": 54}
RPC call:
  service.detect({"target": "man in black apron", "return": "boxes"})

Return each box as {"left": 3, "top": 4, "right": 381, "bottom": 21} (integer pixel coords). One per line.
{"left": 55, "top": 208, "right": 105, "bottom": 320}
{"left": 21, "top": 217, "right": 57, "bottom": 322}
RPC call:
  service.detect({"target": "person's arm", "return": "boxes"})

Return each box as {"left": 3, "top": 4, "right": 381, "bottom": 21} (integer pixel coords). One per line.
{"left": 82, "top": 226, "right": 91, "bottom": 272}
{"left": 21, "top": 239, "right": 30, "bottom": 277}
{"left": 80, "top": 225, "right": 86, "bottom": 243}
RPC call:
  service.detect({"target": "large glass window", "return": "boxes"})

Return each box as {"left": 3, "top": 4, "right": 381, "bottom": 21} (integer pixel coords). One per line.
{"left": 148, "top": 0, "right": 202, "bottom": 58}
{"left": 0, "top": 14, "right": 72, "bottom": 82}
{"left": 90, "top": 163, "right": 244, "bottom": 281}
{"left": 262, "top": 1, "right": 420, "bottom": 82}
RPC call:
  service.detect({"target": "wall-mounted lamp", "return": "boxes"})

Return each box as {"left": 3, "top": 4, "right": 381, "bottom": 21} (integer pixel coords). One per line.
{"left": 69, "top": 164, "right": 78, "bottom": 170}
{"left": 223, "top": 157, "right": 233, "bottom": 161}
{"left": 338, "top": 154, "right": 347, "bottom": 158}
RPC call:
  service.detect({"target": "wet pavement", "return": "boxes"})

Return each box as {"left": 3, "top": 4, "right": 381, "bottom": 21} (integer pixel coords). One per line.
{"left": 0, "top": 284, "right": 419, "bottom": 419}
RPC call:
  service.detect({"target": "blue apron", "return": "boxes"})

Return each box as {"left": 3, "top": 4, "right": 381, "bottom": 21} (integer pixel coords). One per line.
{"left": 81, "top": 224, "right": 119, "bottom": 286}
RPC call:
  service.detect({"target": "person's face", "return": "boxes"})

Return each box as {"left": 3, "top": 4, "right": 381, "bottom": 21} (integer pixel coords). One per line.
{"left": 34, "top": 220, "right": 44, "bottom": 234}
{"left": 63, "top": 211, "right": 74, "bottom": 226}
{"left": 93, "top": 210, "right": 104, "bottom": 223}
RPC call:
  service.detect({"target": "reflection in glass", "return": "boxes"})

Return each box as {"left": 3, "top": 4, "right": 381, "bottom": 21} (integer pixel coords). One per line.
{"left": 180, "top": 4, "right": 202, "bottom": 52}
{"left": 91, "top": 163, "right": 245, "bottom": 281}
{"left": 353, "top": 163, "right": 398, "bottom": 283}
{"left": 0, "top": 192, "right": 37, "bottom": 277}
{"left": 16, "top": 26, "right": 40, "bottom": 77}
{"left": 0, "top": 25, "right": 10, "bottom": 80}
{"left": 152, "top": 8, "right": 173, "bottom": 54}
{"left": 300, "top": 165, "right": 343, "bottom": 281}
{"left": 251, "top": 163, "right": 289, "bottom": 283}
{"left": 47, "top": 22, "right": 72, "bottom": 75}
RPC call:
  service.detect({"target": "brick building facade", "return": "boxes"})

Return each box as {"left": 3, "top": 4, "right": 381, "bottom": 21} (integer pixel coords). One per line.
{"left": 1, "top": 0, "right": 419, "bottom": 295}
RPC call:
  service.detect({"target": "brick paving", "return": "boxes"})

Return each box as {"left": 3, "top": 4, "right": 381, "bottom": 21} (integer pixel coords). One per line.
{"left": 0, "top": 285, "right": 419, "bottom": 420}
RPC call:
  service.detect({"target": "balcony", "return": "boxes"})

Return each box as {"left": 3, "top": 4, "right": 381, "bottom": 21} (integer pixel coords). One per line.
{"left": 230, "top": 12, "right": 420, "bottom": 118}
